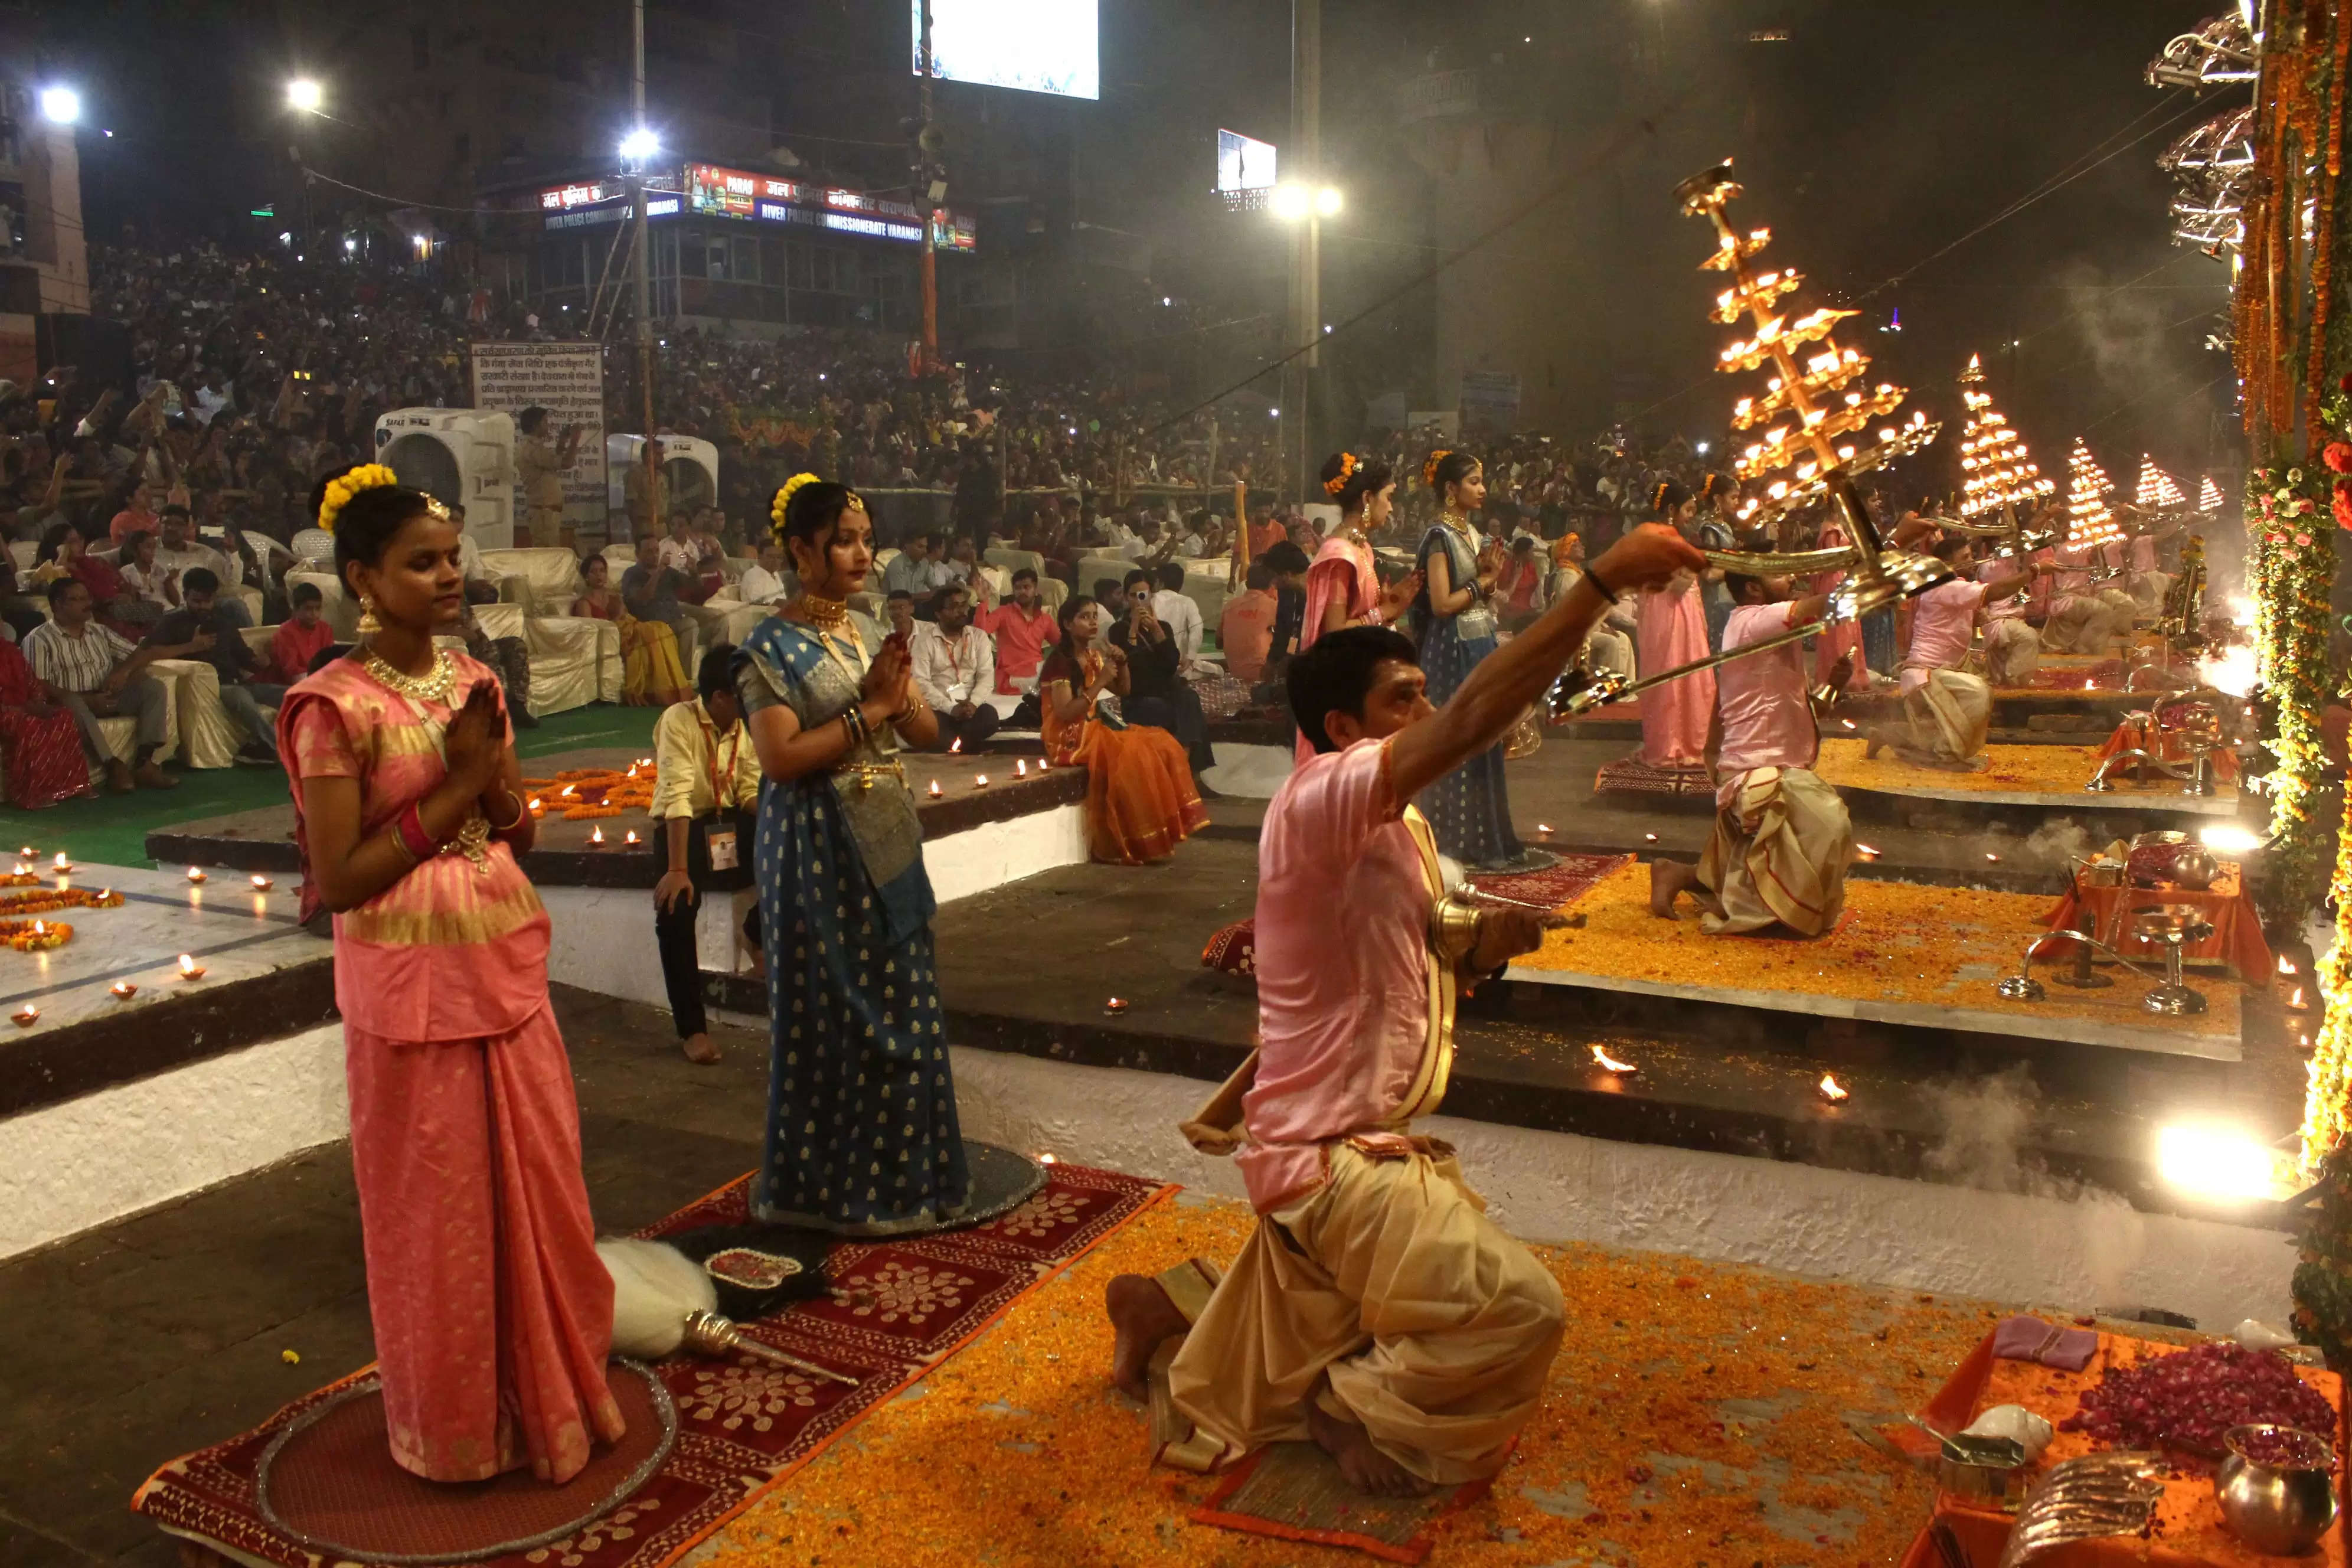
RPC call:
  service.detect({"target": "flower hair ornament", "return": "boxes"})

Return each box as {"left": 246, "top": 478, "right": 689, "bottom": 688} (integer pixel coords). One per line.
{"left": 1324, "top": 451, "right": 1359, "bottom": 497}
{"left": 1700, "top": 472, "right": 1726, "bottom": 504}
{"left": 1422, "top": 449, "right": 1454, "bottom": 490}
{"left": 770, "top": 472, "right": 821, "bottom": 538}
{"left": 318, "top": 463, "right": 400, "bottom": 531}
{"left": 1653, "top": 480, "right": 1674, "bottom": 513}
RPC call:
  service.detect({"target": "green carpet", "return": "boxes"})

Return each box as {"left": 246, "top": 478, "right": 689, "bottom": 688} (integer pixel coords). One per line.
{"left": 0, "top": 704, "right": 662, "bottom": 870}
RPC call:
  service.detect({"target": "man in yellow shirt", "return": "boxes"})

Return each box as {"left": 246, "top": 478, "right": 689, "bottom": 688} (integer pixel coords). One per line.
{"left": 650, "top": 643, "right": 764, "bottom": 1064}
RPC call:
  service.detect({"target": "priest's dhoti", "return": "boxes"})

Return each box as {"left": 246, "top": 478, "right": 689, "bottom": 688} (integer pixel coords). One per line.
{"left": 2042, "top": 595, "right": 2114, "bottom": 654}
{"left": 1585, "top": 625, "right": 1636, "bottom": 682}
{"left": 1697, "top": 765, "right": 1853, "bottom": 937}
{"left": 1884, "top": 668, "right": 1992, "bottom": 767}
{"left": 2132, "top": 571, "right": 2176, "bottom": 615}
{"left": 1158, "top": 1143, "right": 1564, "bottom": 1485}
{"left": 2097, "top": 587, "right": 2140, "bottom": 629}
{"left": 1982, "top": 618, "right": 2041, "bottom": 688}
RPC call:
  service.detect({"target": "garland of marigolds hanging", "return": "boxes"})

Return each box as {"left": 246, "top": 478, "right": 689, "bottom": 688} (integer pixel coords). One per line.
{"left": 2293, "top": 381, "right": 2352, "bottom": 1175}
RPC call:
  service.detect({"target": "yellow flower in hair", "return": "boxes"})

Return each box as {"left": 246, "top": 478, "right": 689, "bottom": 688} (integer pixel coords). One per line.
{"left": 1323, "top": 451, "right": 1358, "bottom": 498}
{"left": 317, "top": 463, "right": 400, "bottom": 531}
{"left": 770, "top": 472, "right": 822, "bottom": 538}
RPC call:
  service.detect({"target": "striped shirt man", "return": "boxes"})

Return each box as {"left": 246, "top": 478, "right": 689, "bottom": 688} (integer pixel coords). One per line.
{"left": 25, "top": 619, "right": 136, "bottom": 694}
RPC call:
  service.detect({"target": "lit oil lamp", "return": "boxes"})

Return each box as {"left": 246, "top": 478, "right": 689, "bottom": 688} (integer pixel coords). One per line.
{"left": 528, "top": 796, "right": 544, "bottom": 815}
{"left": 15, "top": 845, "right": 30, "bottom": 858}
{"left": 927, "top": 780, "right": 943, "bottom": 799}
{"left": 1984, "top": 852, "right": 2001, "bottom": 863}
{"left": 1104, "top": 997, "right": 1128, "bottom": 1015}
{"left": 1590, "top": 1045, "right": 1639, "bottom": 1074}
{"left": 974, "top": 773, "right": 989, "bottom": 788}
{"left": 11, "top": 1005, "right": 36, "bottom": 1027}
{"left": 51, "top": 852, "right": 72, "bottom": 874}
{"left": 1015, "top": 759, "right": 1028, "bottom": 778}
{"left": 623, "top": 829, "right": 641, "bottom": 847}
{"left": 1840, "top": 718, "right": 1858, "bottom": 730}
{"left": 10, "top": 861, "right": 27, "bottom": 877}
{"left": 249, "top": 874, "right": 275, "bottom": 891}
{"left": 560, "top": 784, "right": 577, "bottom": 799}
{"left": 949, "top": 736, "right": 963, "bottom": 755}
{"left": 1854, "top": 843, "right": 1882, "bottom": 860}
{"left": 1818, "top": 1073, "right": 1850, "bottom": 1103}
{"left": 589, "top": 826, "right": 607, "bottom": 847}
{"left": 109, "top": 981, "right": 137, "bottom": 999}
{"left": 1536, "top": 823, "right": 1556, "bottom": 838}
{"left": 185, "top": 866, "right": 208, "bottom": 885}
{"left": 30, "top": 920, "right": 44, "bottom": 937}
{"left": 177, "top": 953, "right": 206, "bottom": 981}
{"left": 2285, "top": 984, "right": 2311, "bottom": 1014}
{"left": 1037, "top": 1151, "right": 1060, "bottom": 1166}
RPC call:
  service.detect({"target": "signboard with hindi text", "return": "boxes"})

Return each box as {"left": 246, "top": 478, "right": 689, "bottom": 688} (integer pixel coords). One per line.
{"left": 469, "top": 342, "right": 608, "bottom": 526}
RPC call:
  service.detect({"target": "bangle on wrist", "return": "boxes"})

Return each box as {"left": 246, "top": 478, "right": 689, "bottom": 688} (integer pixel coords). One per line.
{"left": 394, "top": 802, "right": 441, "bottom": 861}
{"left": 485, "top": 790, "right": 527, "bottom": 834}
{"left": 1582, "top": 563, "right": 1620, "bottom": 604}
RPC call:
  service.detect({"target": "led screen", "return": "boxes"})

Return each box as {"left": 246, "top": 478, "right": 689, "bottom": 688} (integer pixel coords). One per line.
{"left": 1216, "top": 129, "right": 1277, "bottom": 193}
{"left": 915, "top": 0, "right": 1099, "bottom": 100}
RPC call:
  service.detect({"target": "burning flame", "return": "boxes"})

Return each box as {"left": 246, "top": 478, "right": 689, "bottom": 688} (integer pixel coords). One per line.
{"left": 1854, "top": 842, "right": 1882, "bottom": 858}
{"left": 12, "top": 1006, "right": 36, "bottom": 1025}
{"left": 1985, "top": 852, "right": 2001, "bottom": 863}
{"left": 1016, "top": 759, "right": 1028, "bottom": 777}
{"left": 31, "top": 920, "right": 44, "bottom": 936}
{"left": 1819, "top": 1073, "right": 1850, "bottom": 1102}
{"left": 250, "top": 874, "right": 273, "bottom": 891}
{"left": 927, "top": 780, "right": 943, "bottom": 798}
{"left": 110, "top": 981, "right": 136, "bottom": 998}
{"left": 1591, "top": 1045, "right": 1639, "bottom": 1073}
{"left": 185, "top": 866, "right": 207, "bottom": 884}
{"left": 177, "top": 953, "right": 203, "bottom": 979}
{"left": 2281, "top": 955, "right": 2298, "bottom": 976}
{"left": 974, "top": 773, "right": 989, "bottom": 787}
{"left": 9, "top": 862, "right": 24, "bottom": 876}
{"left": 2198, "top": 643, "right": 2258, "bottom": 698}
{"left": 589, "top": 827, "right": 606, "bottom": 846}
{"left": 623, "top": 830, "right": 640, "bottom": 847}
{"left": 949, "top": 736, "right": 963, "bottom": 754}
{"left": 51, "top": 852, "right": 70, "bottom": 872}
{"left": 560, "top": 784, "right": 577, "bottom": 798}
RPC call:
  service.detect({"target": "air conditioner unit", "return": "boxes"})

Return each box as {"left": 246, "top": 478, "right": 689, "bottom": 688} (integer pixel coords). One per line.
{"left": 606, "top": 433, "right": 719, "bottom": 537}
{"left": 373, "top": 407, "right": 518, "bottom": 548}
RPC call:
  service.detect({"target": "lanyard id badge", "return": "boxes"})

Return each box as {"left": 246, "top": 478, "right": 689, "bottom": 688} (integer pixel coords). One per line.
{"left": 704, "top": 821, "right": 740, "bottom": 871}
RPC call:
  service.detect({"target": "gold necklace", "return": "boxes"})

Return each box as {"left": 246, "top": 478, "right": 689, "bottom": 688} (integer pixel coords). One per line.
{"left": 362, "top": 646, "right": 457, "bottom": 705}
{"left": 1440, "top": 507, "right": 1478, "bottom": 538}
{"left": 797, "top": 590, "right": 850, "bottom": 629}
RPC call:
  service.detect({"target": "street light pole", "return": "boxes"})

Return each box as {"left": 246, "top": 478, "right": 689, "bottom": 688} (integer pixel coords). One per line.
{"left": 1289, "top": 0, "right": 1321, "bottom": 505}
{"left": 917, "top": 0, "right": 939, "bottom": 375}
{"left": 631, "top": 0, "right": 655, "bottom": 443}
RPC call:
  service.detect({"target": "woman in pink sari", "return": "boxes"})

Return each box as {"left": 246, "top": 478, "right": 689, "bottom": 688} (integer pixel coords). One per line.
{"left": 279, "top": 465, "right": 622, "bottom": 1485}
{"left": 1294, "top": 451, "right": 1419, "bottom": 762}
{"left": 1809, "top": 512, "right": 1869, "bottom": 692}
{"left": 1635, "top": 479, "right": 1713, "bottom": 766}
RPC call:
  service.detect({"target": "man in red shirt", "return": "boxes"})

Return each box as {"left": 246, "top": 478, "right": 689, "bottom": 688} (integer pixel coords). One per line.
{"left": 270, "top": 580, "right": 337, "bottom": 684}
{"left": 975, "top": 567, "right": 1058, "bottom": 692}
{"left": 1219, "top": 561, "right": 1279, "bottom": 682}
{"left": 109, "top": 480, "right": 162, "bottom": 547}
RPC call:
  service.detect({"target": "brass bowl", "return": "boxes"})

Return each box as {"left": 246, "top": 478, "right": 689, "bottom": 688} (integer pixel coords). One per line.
{"left": 2132, "top": 904, "right": 2214, "bottom": 943}
{"left": 2216, "top": 1423, "right": 2338, "bottom": 1554}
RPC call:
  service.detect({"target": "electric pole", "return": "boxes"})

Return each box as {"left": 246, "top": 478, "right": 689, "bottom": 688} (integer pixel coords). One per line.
{"left": 1289, "top": 0, "right": 1321, "bottom": 504}
{"left": 631, "top": 0, "right": 655, "bottom": 440}
{"left": 916, "top": 0, "right": 940, "bottom": 375}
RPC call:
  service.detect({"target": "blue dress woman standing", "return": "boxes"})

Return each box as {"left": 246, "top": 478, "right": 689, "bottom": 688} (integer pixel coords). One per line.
{"left": 1412, "top": 450, "right": 1549, "bottom": 872}
{"left": 735, "top": 475, "right": 969, "bottom": 1234}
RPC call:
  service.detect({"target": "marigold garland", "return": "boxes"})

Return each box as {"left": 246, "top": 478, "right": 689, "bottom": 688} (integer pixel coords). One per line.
{"left": 2248, "top": 451, "right": 2340, "bottom": 945}
{"left": 316, "top": 463, "right": 399, "bottom": 531}
{"left": 0, "top": 888, "right": 123, "bottom": 916}
{"left": 520, "top": 767, "right": 656, "bottom": 822}
{"left": 770, "top": 472, "right": 821, "bottom": 543}
{"left": 0, "top": 919, "right": 73, "bottom": 950}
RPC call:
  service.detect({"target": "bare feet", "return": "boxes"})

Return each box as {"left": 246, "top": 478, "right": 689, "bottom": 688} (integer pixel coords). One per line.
{"left": 1648, "top": 857, "right": 1701, "bottom": 919}
{"left": 1307, "top": 1398, "right": 1433, "bottom": 1498}
{"left": 1864, "top": 733, "right": 1886, "bottom": 760}
{"left": 103, "top": 759, "right": 134, "bottom": 795}
{"left": 1105, "top": 1273, "right": 1188, "bottom": 1402}
{"left": 680, "top": 1032, "right": 719, "bottom": 1065}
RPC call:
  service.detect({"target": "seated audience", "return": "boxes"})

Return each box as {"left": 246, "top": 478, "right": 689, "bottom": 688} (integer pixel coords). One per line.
{"left": 910, "top": 582, "right": 1000, "bottom": 752}
{"left": 884, "top": 587, "right": 917, "bottom": 642}
{"left": 579, "top": 550, "right": 691, "bottom": 705}
{"left": 24, "top": 578, "right": 186, "bottom": 790}
{"left": 1109, "top": 569, "right": 1216, "bottom": 776}
{"left": 1148, "top": 560, "right": 1204, "bottom": 669}
{"left": 153, "top": 506, "right": 249, "bottom": 625}
{"left": 144, "top": 566, "right": 281, "bottom": 765}
{"left": 1037, "top": 594, "right": 1207, "bottom": 864}
{"left": 0, "top": 633, "right": 87, "bottom": 808}
{"left": 114, "top": 528, "right": 177, "bottom": 629}
{"left": 977, "top": 567, "right": 1057, "bottom": 692}
{"left": 736, "top": 540, "right": 792, "bottom": 607}
{"left": 1220, "top": 561, "right": 1279, "bottom": 683}
{"left": 447, "top": 501, "right": 536, "bottom": 727}
{"left": 271, "top": 580, "right": 337, "bottom": 685}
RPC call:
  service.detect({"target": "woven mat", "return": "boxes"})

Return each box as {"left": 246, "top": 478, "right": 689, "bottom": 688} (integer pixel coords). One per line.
{"left": 1469, "top": 851, "right": 1632, "bottom": 911}
{"left": 1192, "top": 1442, "right": 1492, "bottom": 1564}
{"left": 1592, "top": 752, "right": 1714, "bottom": 797}
{"left": 132, "top": 1163, "right": 1171, "bottom": 1568}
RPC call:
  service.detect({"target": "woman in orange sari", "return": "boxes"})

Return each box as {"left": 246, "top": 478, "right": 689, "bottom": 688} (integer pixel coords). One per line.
{"left": 278, "top": 465, "right": 622, "bottom": 1485}
{"left": 1038, "top": 593, "right": 1207, "bottom": 865}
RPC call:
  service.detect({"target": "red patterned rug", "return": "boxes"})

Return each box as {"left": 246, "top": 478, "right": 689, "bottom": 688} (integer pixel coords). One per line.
{"left": 1470, "top": 851, "right": 1633, "bottom": 910}
{"left": 133, "top": 1164, "right": 1171, "bottom": 1568}
{"left": 1593, "top": 752, "right": 1714, "bottom": 796}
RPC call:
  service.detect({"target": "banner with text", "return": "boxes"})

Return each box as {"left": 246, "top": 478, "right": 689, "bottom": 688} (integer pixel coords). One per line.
{"left": 470, "top": 342, "right": 607, "bottom": 523}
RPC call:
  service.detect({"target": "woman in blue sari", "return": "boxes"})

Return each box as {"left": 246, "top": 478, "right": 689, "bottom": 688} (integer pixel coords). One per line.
{"left": 1411, "top": 450, "right": 1550, "bottom": 872}
{"left": 734, "top": 474, "right": 969, "bottom": 1234}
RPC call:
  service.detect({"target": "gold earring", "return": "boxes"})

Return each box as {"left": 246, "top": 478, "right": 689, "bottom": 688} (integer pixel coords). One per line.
{"left": 357, "top": 594, "right": 382, "bottom": 635}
